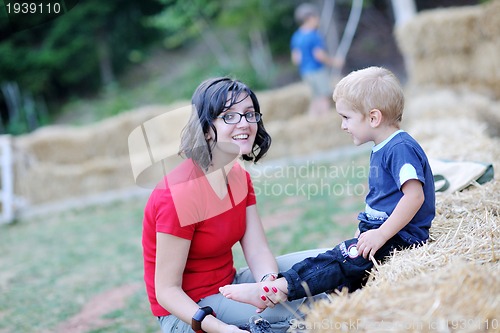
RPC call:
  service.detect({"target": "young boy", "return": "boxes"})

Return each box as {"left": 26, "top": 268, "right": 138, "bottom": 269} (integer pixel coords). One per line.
{"left": 219, "top": 66, "right": 435, "bottom": 310}
{"left": 291, "top": 3, "right": 343, "bottom": 116}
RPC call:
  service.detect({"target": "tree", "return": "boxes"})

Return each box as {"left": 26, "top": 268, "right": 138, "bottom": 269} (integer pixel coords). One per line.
{"left": 0, "top": 0, "right": 163, "bottom": 133}
{"left": 148, "top": 0, "right": 296, "bottom": 86}
{"left": 390, "top": 0, "right": 416, "bottom": 27}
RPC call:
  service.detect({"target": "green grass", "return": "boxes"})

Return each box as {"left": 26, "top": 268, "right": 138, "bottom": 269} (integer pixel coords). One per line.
{"left": 0, "top": 153, "right": 368, "bottom": 332}
{"left": 0, "top": 200, "right": 158, "bottom": 332}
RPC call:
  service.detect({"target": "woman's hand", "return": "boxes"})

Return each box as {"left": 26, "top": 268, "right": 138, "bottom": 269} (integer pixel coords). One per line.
{"left": 259, "top": 282, "right": 288, "bottom": 312}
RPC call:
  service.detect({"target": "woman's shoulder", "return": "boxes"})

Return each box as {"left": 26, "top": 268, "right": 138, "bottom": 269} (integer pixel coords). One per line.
{"left": 167, "top": 158, "right": 203, "bottom": 184}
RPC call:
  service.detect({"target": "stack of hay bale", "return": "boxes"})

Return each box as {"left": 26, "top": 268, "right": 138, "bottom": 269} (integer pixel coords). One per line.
{"left": 395, "top": 0, "right": 500, "bottom": 99}
{"left": 295, "top": 2, "right": 499, "bottom": 331}
{"left": 13, "top": 104, "right": 182, "bottom": 204}
{"left": 12, "top": 81, "right": 348, "bottom": 205}
{"left": 253, "top": 82, "right": 352, "bottom": 160}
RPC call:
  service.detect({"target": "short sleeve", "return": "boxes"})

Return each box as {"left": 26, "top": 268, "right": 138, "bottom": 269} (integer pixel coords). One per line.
{"left": 387, "top": 143, "right": 426, "bottom": 189}
{"left": 153, "top": 187, "right": 195, "bottom": 240}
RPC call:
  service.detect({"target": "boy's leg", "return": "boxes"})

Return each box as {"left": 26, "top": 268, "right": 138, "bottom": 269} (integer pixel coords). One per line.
{"left": 303, "top": 68, "right": 332, "bottom": 116}
{"left": 282, "top": 235, "right": 410, "bottom": 301}
{"left": 234, "top": 248, "right": 331, "bottom": 284}
{"left": 281, "top": 238, "right": 372, "bottom": 300}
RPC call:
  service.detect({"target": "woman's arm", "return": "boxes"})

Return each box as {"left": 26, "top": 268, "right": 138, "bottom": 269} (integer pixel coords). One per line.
{"left": 155, "top": 233, "right": 244, "bottom": 333}
{"left": 240, "top": 204, "right": 279, "bottom": 283}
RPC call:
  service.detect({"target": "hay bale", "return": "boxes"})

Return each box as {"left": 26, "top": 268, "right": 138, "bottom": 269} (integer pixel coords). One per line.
{"left": 294, "top": 180, "right": 500, "bottom": 332}
{"left": 14, "top": 157, "right": 134, "bottom": 204}
{"left": 396, "top": 6, "right": 482, "bottom": 58}
{"left": 395, "top": 2, "right": 500, "bottom": 98}
{"left": 403, "top": 88, "right": 500, "bottom": 164}
{"left": 403, "top": 88, "right": 494, "bottom": 122}
{"left": 14, "top": 104, "right": 182, "bottom": 165}
{"left": 297, "top": 260, "right": 499, "bottom": 332}
{"left": 264, "top": 113, "right": 352, "bottom": 161}
{"left": 409, "top": 53, "right": 472, "bottom": 86}
{"left": 12, "top": 103, "right": 191, "bottom": 204}
{"left": 470, "top": 40, "right": 500, "bottom": 96}
{"left": 257, "top": 82, "right": 311, "bottom": 122}
{"left": 477, "top": 0, "right": 500, "bottom": 40}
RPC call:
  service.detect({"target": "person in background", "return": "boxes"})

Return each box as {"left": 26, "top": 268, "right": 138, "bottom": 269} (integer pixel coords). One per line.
{"left": 220, "top": 66, "right": 436, "bottom": 312}
{"left": 291, "top": 3, "right": 344, "bottom": 116}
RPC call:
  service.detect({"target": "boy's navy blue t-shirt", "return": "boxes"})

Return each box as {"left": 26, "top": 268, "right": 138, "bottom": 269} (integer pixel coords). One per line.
{"left": 364, "top": 130, "right": 435, "bottom": 244}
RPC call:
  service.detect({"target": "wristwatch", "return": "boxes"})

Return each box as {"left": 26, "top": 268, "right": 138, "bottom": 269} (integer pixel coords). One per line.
{"left": 191, "top": 306, "right": 215, "bottom": 333}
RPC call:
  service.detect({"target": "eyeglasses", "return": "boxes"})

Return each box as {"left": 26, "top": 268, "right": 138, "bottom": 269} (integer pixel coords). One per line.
{"left": 217, "top": 111, "right": 261, "bottom": 124}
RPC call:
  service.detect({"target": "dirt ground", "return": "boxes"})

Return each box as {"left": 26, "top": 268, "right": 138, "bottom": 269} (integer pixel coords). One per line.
{"left": 53, "top": 283, "right": 142, "bottom": 333}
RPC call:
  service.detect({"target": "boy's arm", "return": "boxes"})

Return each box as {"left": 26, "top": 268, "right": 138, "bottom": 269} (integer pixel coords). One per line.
{"left": 313, "top": 47, "right": 344, "bottom": 68}
{"left": 357, "top": 179, "right": 425, "bottom": 259}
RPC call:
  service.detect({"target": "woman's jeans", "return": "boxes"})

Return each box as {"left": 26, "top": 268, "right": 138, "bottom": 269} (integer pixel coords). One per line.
{"left": 157, "top": 248, "right": 329, "bottom": 333}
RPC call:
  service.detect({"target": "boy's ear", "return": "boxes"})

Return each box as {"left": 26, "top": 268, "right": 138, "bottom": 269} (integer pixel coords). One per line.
{"left": 369, "top": 109, "right": 383, "bottom": 128}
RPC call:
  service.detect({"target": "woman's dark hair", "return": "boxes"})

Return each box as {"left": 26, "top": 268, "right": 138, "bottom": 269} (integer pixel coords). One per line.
{"left": 179, "top": 77, "right": 271, "bottom": 170}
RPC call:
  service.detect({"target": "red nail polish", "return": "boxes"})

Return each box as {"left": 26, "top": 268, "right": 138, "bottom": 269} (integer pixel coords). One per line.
{"left": 272, "top": 287, "right": 278, "bottom": 293}
{"left": 260, "top": 295, "right": 267, "bottom": 301}
{"left": 263, "top": 286, "right": 269, "bottom": 292}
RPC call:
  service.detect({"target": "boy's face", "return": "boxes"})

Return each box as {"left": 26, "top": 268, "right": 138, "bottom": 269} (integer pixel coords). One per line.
{"left": 336, "top": 99, "right": 372, "bottom": 146}
{"left": 304, "top": 15, "right": 320, "bottom": 28}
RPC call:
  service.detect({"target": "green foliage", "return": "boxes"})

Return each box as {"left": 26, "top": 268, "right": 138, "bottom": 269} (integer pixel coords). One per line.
{"left": 217, "top": 0, "right": 296, "bottom": 53}
{"left": 0, "top": 0, "right": 163, "bottom": 134}
{"left": 59, "top": 49, "right": 269, "bottom": 125}
{"left": 148, "top": 0, "right": 296, "bottom": 82}
{"left": 0, "top": 82, "right": 50, "bottom": 134}
{"left": 0, "top": 0, "right": 300, "bottom": 133}
{"left": 148, "top": 0, "right": 222, "bottom": 49}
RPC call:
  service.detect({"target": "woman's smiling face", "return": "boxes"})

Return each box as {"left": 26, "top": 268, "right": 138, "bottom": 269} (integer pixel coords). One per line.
{"left": 209, "top": 92, "right": 258, "bottom": 159}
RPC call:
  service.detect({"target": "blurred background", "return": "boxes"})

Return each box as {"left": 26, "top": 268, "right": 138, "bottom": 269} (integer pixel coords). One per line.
{"left": 0, "top": 0, "right": 481, "bottom": 132}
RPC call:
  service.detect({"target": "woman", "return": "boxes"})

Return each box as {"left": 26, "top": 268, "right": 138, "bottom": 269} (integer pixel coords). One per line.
{"left": 142, "top": 77, "right": 323, "bottom": 333}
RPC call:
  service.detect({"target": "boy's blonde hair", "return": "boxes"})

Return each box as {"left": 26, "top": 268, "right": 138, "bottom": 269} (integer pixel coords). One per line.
{"left": 332, "top": 66, "right": 404, "bottom": 125}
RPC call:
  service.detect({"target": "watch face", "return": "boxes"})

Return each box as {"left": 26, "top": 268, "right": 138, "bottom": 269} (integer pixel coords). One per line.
{"left": 192, "top": 306, "right": 214, "bottom": 332}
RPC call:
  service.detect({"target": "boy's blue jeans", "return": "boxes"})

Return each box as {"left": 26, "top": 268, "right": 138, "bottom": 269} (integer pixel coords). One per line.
{"left": 280, "top": 219, "right": 411, "bottom": 301}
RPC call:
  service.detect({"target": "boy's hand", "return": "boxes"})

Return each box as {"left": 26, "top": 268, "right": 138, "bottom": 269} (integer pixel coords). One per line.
{"left": 357, "top": 179, "right": 425, "bottom": 259}
{"left": 356, "top": 229, "right": 388, "bottom": 259}
{"left": 331, "top": 56, "right": 345, "bottom": 69}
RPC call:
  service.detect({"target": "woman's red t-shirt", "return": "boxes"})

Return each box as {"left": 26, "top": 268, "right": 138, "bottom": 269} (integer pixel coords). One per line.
{"left": 142, "top": 159, "right": 256, "bottom": 316}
